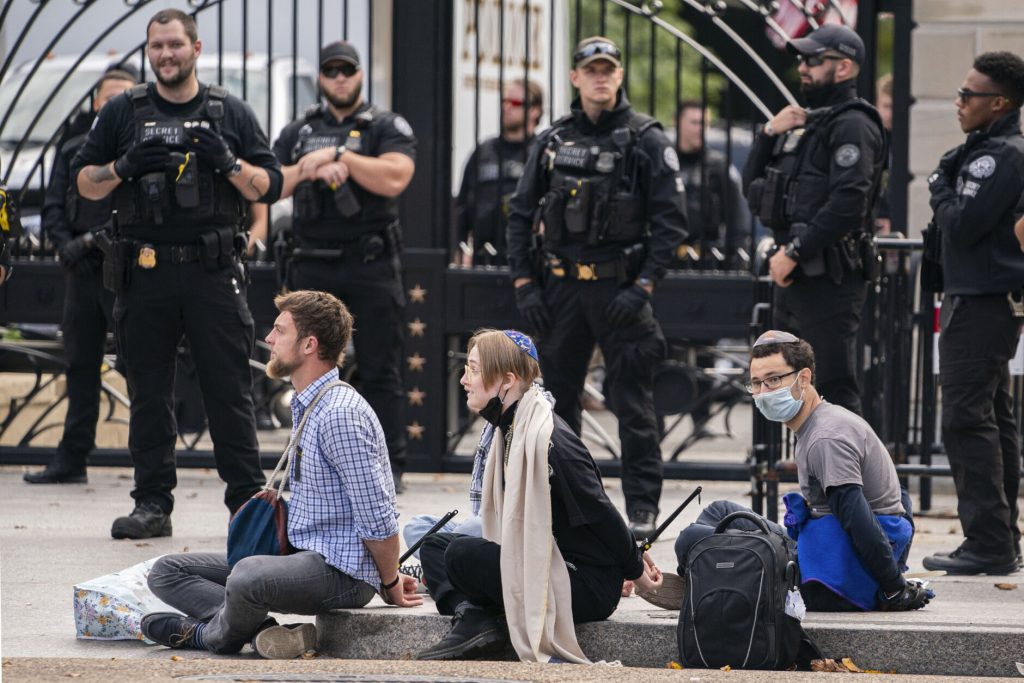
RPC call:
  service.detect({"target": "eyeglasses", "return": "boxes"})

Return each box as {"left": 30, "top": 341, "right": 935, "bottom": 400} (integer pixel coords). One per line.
{"left": 573, "top": 41, "right": 621, "bottom": 66}
{"left": 463, "top": 364, "right": 480, "bottom": 378}
{"left": 321, "top": 63, "right": 359, "bottom": 79}
{"left": 796, "top": 54, "right": 846, "bottom": 67}
{"left": 745, "top": 370, "right": 799, "bottom": 394}
{"left": 956, "top": 88, "right": 1003, "bottom": 101}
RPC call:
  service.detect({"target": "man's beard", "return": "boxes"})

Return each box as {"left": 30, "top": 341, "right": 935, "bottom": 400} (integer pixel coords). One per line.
{"left": 266, "top": 354, "right": 298, "bottom": 380}
{"left": 152, "top": 54, "right": 196, "bottom": 89}
{"left": 323, "top": 80, "right": 362, "bottom": 110}
{"left": 799, "top": 67, "right": 838, "bottom": 107}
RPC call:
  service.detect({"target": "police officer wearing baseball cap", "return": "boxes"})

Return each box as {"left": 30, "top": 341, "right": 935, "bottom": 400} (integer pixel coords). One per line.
{"left": 506, "top": 36, "right": 688, "bottom": 539}
{"left": 921, "top": 52, "right": 1024, "bottom": 576}
{"left": 743, "top": 23, "right": 886, "bottom": 417}
{"left": 271, "top": 40, "right": 417, "bottom": 492}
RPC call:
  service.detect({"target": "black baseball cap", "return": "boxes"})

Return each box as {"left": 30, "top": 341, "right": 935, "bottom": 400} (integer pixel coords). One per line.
{"left": 573, "top": 36, "right": 621, "bottom": 68}
{"left": 320, "top": 41, "right": 360, "bottom": 68}
{"left": 787, "top": 24, "right": 865, "bottom": 66}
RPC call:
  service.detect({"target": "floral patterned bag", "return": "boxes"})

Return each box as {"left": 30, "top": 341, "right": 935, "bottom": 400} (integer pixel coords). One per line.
{"left": 73, "top": 557, "right": 180, "bottom": 641}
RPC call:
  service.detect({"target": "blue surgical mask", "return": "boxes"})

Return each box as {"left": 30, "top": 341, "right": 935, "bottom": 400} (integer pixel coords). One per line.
{"left": 753, "top": 377, "right": 805, "bottom": 423}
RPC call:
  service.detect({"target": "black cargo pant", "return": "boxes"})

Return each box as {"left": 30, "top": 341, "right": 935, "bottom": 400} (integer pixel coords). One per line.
{"left": 939, "top": 293, "right": 1022, "bottom": 559}
{"left": 56, "top": 254, "right": 115, "bottom": 469}
{"left": 289, "top": 252, "right": 407, "bottom": 471}
{"left": 419, "top": 533, "right": 622, "bottom": 623}
{"left": 774, "top": 273, "right": 867, "bottom": 416}
{"left": 537, "top": 276, "right": 667, "bottom": 516}
{"left": 113, "top": 252, "right": 265, "bottom": 514}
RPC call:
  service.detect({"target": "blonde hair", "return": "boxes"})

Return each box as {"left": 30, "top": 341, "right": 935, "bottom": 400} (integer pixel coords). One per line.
{"left": 467, "top": 328, "right": 541, "bottom": 388}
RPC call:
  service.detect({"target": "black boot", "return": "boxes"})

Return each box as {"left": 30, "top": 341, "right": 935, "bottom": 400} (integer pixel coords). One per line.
{"left": 415, "top": 603, "right": 508, "bottom": 661}
{"left": 111, "top": 502, "right": 172, "bottom": 539}
{"left": 922, "top": 547, "right": 1018, "bottom": 575}
{"left": 628, "top": 509, "right": 657, "bottom": 541}
{"left": 23, "top": 456, "right": 87, "bottom": 484}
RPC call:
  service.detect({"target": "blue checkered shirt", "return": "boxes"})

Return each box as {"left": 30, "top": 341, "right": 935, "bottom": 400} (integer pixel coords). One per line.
{"left": 285, "top": 368, "right": 399, "bottom": 592}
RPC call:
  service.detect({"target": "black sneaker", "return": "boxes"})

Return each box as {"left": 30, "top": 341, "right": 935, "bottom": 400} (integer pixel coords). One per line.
{"left": 628, "top": 509, "right": 657, "bottom": 541}
{"left": 111, "top": 502, "right": 172, "bottom": 539}
{"left": 141, "top": 612, "right": 206, "bottom": 650}
{"left": 415, "top": 605, "right": 508, "bottom": 661}
{"left": 922, "top": 547, "right": 1018, "bottom": 575}
{"left": 23, "top": 463, "right": 87, "bottom": 484}
{"left": 253, "top": 623, "right": 317, "bottom": 659}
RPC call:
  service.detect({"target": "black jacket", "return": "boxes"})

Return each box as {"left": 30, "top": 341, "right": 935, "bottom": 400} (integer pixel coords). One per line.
{"left": 930, "top": 109, "right": 1024, "bottom": 296}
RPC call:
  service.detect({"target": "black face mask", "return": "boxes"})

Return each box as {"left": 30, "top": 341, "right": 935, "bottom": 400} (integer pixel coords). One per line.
{"left": 478, "top": 387, "right": 509, "bottom": 426}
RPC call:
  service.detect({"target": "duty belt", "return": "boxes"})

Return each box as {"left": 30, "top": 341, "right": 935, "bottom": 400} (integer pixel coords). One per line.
{"left": 132, "top": 242, "right": 203, "bottom": 268}
{"left": 548, "top": 256, "right": 619, "bottom": 281}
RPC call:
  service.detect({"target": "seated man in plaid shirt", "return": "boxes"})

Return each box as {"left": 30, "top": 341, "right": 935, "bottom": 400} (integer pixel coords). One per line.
{"left": 141, "top": 290, "right": 422, "bottom": 659}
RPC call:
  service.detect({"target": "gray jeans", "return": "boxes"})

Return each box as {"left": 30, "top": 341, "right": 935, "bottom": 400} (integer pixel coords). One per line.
{"left": 148, "top": 551, "right": 376, "bottom": 653}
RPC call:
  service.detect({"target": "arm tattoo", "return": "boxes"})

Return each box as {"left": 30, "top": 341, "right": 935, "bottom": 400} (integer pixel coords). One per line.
{"left": 85, "top": 164, "right": 116, "bottom": 183}
{"left": 246, "top": 170, "right": 269, "bottom": 198}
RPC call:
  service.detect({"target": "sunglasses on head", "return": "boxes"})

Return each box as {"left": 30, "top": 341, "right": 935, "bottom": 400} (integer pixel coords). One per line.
{"left": 957, "top": 87, "right": 1003, "bottom": 101}
{"left": 797, "top": 54, "right": 846, "bottom": 67}
{"left": 321, "top": 63, "right": 359, "bottom": 79}
{"left": 573, "top": 41, "right": 621, "bottom": 65}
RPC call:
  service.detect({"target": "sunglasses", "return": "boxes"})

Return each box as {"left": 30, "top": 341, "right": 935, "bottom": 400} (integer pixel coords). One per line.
{"left": 957, "top": 88, "right": 1003, "bottom": 101}
{"left": 796, "top": 54, "right": 846, "bottom": 67}
{"left": 321, "top": 63, "right": 359, "bottom": 79}
{"left": 573, "top": 41, "right": 621, "bottom": 65}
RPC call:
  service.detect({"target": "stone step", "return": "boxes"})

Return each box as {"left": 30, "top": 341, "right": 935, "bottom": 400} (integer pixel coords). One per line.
{"left": 317, "top": 575, "right": 1024, "bottom": 678}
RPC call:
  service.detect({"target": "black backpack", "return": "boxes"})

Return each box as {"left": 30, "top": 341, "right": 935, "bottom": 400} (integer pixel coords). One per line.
{"left": 678, "top": 510, "right": 804, "bottom": 670}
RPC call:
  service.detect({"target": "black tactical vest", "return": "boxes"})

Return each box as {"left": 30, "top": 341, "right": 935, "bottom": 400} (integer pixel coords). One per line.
{"left": 539, "top": 112, "right": 657, "bottom": 247}
{"left": 750, "top": 99, "right": 885, "bottom": 233}
{"left": 290, "top": 104, "right": 397, "bottom": 243}
{"left": 113, "top": 84, "right": 244, "bottom": 233}
{"left": 63, "top": 132, "right": 114, "bottom": 233}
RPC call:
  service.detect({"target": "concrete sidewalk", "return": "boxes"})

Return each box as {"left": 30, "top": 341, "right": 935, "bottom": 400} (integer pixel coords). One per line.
{"left": 1, "top": 464, "right": 1022, "bottom": 677}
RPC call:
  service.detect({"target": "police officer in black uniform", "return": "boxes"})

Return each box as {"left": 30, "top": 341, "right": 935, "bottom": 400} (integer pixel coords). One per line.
{"left": 24, "top": 68, "right": 137, "bottom": 485}
{"left": 743, "top": 25, "right": 886, "bottom": 416}
{"left": 455, "top": 80, "right": 543, "bottom": 266}
{"left": 675, "top": 99, "right": 750, "bottom": 264}
{"left": 272, "top": 41, "right": 416, "bottom": 492}
{"left": 507, "top": 37, "right": 688, "bottom": 538}
{"left": 921, "top": 52, "right": 1024, "bottom": 576}
{"left": 74, "top": 9, "right": 281, "bottom": 538}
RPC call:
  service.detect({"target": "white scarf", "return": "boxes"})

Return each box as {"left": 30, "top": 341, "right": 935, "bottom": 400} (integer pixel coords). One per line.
{"left": 481, "top": 384, "right": 589, "bottom": 664}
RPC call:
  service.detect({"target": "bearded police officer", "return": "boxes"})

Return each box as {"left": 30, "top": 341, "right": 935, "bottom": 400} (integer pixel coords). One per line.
{"left": 507, "top": 37, "right": 688, "bottom": 538}
{"left": 74, "top": 9, "right": 281, "bottom": 538}
{"left": 272, "top": 41, "right": 416, "bottom": 492}
{"left": 921, "top": 52, "right": 1024, "bottom": 576}
{"left": 455, "top": 80, "right": 543, "bottom": 266}
{"left": 23, "top": 68, "right": 137, "bottom": 486}
{"left": 743, "top": 25, "right": 886, "bottom": 416}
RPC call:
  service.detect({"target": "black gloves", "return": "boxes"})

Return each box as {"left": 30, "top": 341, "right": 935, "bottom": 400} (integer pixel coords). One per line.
{"left": 514, "top": 283, "right": 550, "bottom": 335}
{"left": 114, "top": 137, "right": 171, "bottom": 180}
{"left": 606, "top": 283, "right": 650, "bottom": 327}
{"left": 58, "top": 233, "right": 96, "bottom": 271}
{"left": 877, "top": 578, "right": 933, "bottom": 611}
{"left": 187, "top": 126, "right": 237, "bottom": 174}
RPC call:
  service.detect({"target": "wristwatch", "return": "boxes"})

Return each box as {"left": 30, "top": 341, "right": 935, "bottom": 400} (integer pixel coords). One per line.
{"left": 764, "top": 122, "right": 777, "bottom": 136}
{"left": 226, "top": 161, "right": 242, "bottom": 178}
{"left": 335, "top": 144, "right": 348, "bottom": 161}
{"left": 783, "top": 237, "right": 802, "bottom": 261}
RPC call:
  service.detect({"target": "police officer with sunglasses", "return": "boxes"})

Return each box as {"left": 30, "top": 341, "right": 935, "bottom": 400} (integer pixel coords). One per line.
{"left": 506, "top": 36, "right": 688, "bottom": 539}
{"left": 743, "top": 24, "right": 887, "bottom": 418}
{"left": 271, "top": 41, "right": 417, "bottom": 493}
{"left": 921, "top": 51, "right": 1024, "bottom": 577}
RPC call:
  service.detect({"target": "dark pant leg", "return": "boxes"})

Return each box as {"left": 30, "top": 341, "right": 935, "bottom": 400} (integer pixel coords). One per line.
{"left": 204, "top": 550, "right": 376, "bottom": 653}
{"left": 940, "top": 295, "right": 1020, "bottom": 558}
{"left": 181, "top": 263, "right": 265, "bottom": 513}
{"left": 778, "top": 276, "right": 867, "bottom": 416}
{"left": 115, "top": 265, "right": 183, "bottom": 514}
{"left": 57, "top": 262, "right": 115, "bottom": 467}
{"left": 443, "top": 536, "right": 505, "bottom": 615}
{"left": 801, "top": 581, "right": 861, "bottom": 612}
{"left": 420, "top": 532, "right": 468, "bottom": 615}
{"left": 567, "top": 562, "right": 623, "bottom": 623}
{"left": 592, "top": 280, "right": 667, "bottom": 515}
{"left": 536, "top": 278, "right": 595, "bottom": 437}
{"left": 994, "top": 362, "right": 1022, "bottom": 551}
{"left": 148, "top": 552, "right": 233, "bottom": 621}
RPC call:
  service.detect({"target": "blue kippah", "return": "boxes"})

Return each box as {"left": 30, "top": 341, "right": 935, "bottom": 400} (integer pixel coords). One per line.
{"left": 503, "top": 329, "right": 539, "bottom": 360}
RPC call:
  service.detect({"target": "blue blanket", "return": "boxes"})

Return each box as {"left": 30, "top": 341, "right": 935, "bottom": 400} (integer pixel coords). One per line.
{"left": 783, "top": 492, "right": 913, "bottom": 611}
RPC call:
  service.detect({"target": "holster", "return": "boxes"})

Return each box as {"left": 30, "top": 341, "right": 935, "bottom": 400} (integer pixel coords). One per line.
{"left": 617, "top": 243, "right": 646, "bottom": 285}
{"left": 857, "top": 234, "right": 880, "bottom": 282}
{"left": 96, "top": 232, "right": 131, "bottom": 294}
{"left": 199, "top": 226, "right": 237, "bottom": 271}
{"left": 920, "top": 222, "right": 944, "bottom": 293}
{"left": 334, "top": 183, "right": 361, "bottom": 218}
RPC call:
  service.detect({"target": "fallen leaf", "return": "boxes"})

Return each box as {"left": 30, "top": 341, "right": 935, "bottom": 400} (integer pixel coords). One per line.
{"left": 66, "top": 674, "right": 81, "bottom": 678}
{"left": 949, "top": 527, "right": 958, "bottom": 534}
{"left": 135, "top": 543, "right": 151, "bottom": 548}
{"left": 842, "top": 657, "right": 863, "bottom": 673}
{"left": 995, "top": 583, "right": 1018, "bottom": 591}
{"left": 666, "top": 661, "right": 683, "bottom": 669}
{"left": 181, "top": 547, "right": 189, "bottom": 552}
{"left": 170, "top": 655, "right": 182, "bottom": 661}
{"left": 811, "top": 659, "right": 848, "bottom": 673}
{"left": 720, "top": 665, "right": 731, "bottom": 672}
